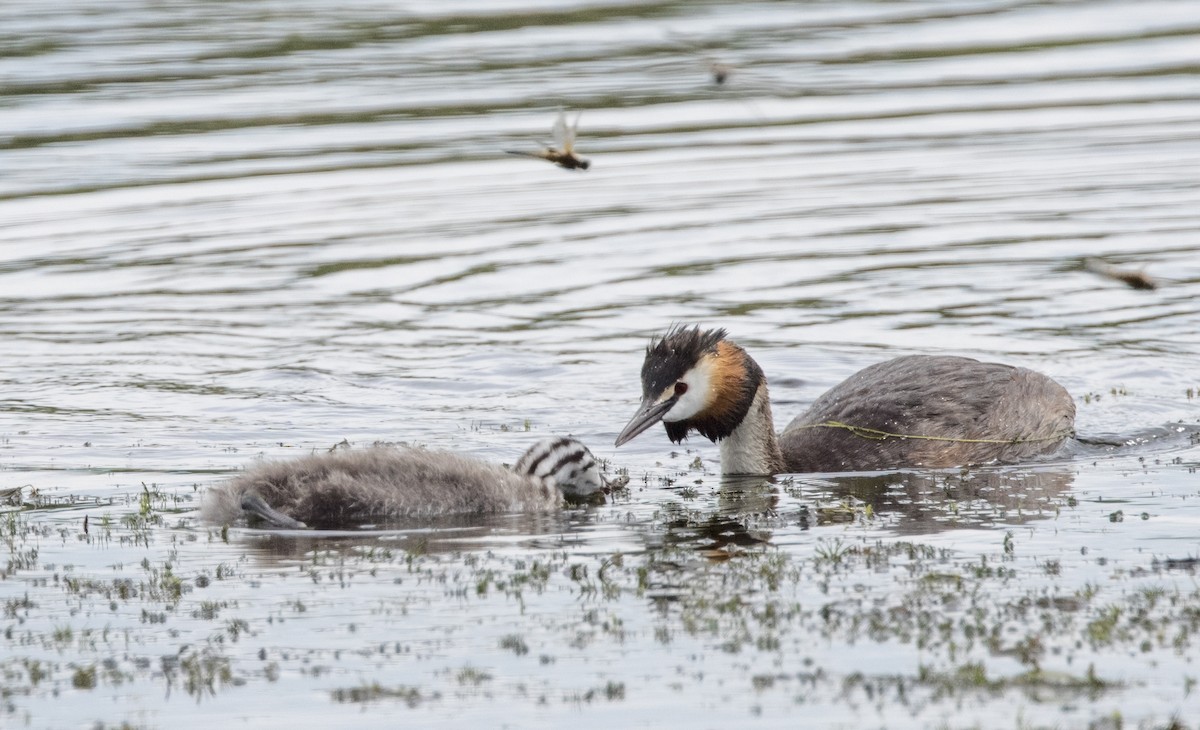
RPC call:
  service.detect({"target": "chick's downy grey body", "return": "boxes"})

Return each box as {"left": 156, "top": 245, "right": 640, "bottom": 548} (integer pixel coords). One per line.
{"left": 615, "top": 326, "right": 1075, "bottom": 475}
{"left": 202, "top": 437, "right": 602, "bottom": 529}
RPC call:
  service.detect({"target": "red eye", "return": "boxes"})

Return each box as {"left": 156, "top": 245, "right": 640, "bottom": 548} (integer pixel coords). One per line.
{"left": 674, "top": 382, "right": 688, "bottom": 396}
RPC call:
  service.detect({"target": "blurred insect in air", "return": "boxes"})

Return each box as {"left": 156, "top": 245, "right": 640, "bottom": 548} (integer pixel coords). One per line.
{"left": 1083, "top": 258, "right": 1157, "bottom": 290}
{"left": 709, "top": 61, "right": 733, "bottom": 86}
{"left": 506, "top": 109, "right": 590, "bottom": 171}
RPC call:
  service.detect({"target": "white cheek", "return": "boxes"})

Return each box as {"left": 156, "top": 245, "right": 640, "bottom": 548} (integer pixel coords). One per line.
{"left": 662, "top": 365, "right": 713, "bottom": 422}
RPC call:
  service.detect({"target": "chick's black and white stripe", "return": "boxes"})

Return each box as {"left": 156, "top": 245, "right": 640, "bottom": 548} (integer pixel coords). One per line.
{"left": 512, "top": 436, "right": 601, "bottom": 498}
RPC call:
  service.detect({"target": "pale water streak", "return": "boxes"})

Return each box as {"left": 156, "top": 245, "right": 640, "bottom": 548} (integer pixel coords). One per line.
{"left": 2, "top": 0, "right": 1200, "bottom": 727}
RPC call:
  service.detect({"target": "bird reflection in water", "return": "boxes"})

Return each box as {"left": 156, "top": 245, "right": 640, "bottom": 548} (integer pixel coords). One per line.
{"left": 654, "top": 463, "right": 1078, "bottom": 557}
{"left": 810, "top": 466, "right": 1077, "bottom": 534}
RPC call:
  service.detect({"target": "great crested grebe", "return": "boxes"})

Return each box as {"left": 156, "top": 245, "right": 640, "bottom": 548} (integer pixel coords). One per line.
{"left": 505, "top": 108, "right": 590, "bottom": 170}
{"left": 614, "top": 326, "right": 1076, "bottom": 475}
{"left": 202, "top": 436, "right": 604, "bottom": 529}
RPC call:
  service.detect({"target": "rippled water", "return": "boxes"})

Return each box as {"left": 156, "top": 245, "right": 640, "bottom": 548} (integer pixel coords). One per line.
{"left": 3, "top": 0, "right": 1200, "bottom": 727}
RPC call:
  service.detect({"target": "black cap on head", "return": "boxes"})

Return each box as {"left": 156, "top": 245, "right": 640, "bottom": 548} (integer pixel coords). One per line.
{"left": 641, "top": 325, "right": 726, "bottom": 398}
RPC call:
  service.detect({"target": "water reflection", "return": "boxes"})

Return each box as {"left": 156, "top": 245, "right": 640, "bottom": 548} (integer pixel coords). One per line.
{"left": 815, "top": 466, "right": 1075, "bottom": 534}
{"left": 646, "top": 464, "right": 1075, "bottom": 552}
{"left": 230, "top": 509, "right": 595, "bottom": 562}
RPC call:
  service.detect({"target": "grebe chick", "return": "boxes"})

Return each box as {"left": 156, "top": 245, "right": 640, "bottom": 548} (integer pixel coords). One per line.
{"left": 614, "top": 326, "right": 1076, "bottom": 475}
{"left": 202, "top": 437, "right": 604, "bottom": 529}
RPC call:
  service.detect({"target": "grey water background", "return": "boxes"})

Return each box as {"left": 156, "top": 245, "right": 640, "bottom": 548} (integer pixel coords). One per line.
{"left": 2, "top": 0, "right": 1200, "bottom": 727}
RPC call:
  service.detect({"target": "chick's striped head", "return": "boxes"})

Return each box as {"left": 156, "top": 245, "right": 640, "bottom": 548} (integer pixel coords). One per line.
{"left": 513, "top": 437, "right": 603, "bottom": 497}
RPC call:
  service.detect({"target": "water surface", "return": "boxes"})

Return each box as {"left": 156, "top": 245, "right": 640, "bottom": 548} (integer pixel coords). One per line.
{"left": 2, "top": 0, "right": 1200, "bottom": 727}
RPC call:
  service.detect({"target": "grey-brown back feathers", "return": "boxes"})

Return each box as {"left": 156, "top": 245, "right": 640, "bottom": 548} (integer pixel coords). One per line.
{"left": 779, "top": 355, "right": 1075, "bottom": 472}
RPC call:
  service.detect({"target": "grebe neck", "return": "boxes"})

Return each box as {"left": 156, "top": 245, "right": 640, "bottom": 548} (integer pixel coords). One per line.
{"left": 718, "top": 382, "right": 786, "bottom": 475}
